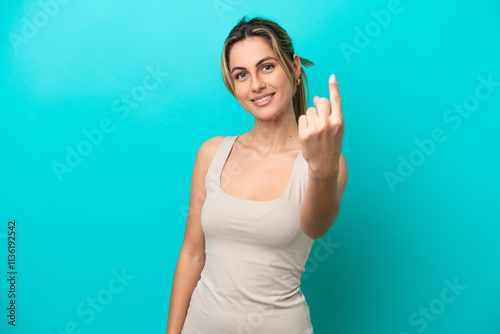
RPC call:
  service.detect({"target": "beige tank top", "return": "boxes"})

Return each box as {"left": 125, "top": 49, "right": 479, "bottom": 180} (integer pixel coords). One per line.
{"left": 182, "top": 134, "right": 315, "bottom": 334}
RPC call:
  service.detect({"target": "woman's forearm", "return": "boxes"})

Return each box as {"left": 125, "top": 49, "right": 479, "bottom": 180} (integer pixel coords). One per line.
{"left": 166, "top": 252, "right": 206, "bottom": 334}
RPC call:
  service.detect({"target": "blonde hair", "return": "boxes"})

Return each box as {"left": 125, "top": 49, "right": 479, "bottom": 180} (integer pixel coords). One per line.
{"left": 221, "top": 16, "right": 311, "bottom": 125}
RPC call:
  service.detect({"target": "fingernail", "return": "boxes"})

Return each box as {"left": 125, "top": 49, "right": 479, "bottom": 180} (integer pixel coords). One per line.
{"left": 330, "top": 74, "right": 337, "bottom": 84}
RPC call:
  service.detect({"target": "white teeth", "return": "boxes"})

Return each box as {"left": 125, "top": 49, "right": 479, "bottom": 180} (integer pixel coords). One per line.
{"left": 254, "top": 94, "right": 273, "bottom": 103}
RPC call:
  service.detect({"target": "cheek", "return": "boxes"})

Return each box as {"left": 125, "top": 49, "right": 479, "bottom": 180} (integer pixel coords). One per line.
{"left": 234, "top": 89, "right": 244, "bottom": 101}
{"left": 277, "top": 82, "right": 292, "bottom": 99}
{"left": 276, "top": 77, "right": 292, "bottom": 92}
{"left": 233, "top": 85, "right": 248, "bottom": 101}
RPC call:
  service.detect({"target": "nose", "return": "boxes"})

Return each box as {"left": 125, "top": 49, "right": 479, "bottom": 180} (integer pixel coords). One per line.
{"left": 251, "top": 74, "right": 265, "bottom": 92}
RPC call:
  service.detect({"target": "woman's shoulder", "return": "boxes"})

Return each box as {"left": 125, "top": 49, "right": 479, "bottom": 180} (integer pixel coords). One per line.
{"left": 199, "top": 136, "right": 226, "bottom": 157}
{"left": 194, "top": 136, "right": 227, "bottom": 169}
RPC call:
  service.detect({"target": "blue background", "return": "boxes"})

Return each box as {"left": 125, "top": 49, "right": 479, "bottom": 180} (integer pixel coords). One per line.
{"left": 1, "top": 0, "right": 499, "bottom": 333}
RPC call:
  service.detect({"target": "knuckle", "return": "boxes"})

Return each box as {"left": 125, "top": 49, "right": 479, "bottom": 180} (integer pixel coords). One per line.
{"left": 329, "top": 116, "right": 344, "bottom": 127}
{"left": 306, "top": 107, "right": 316, "bottom": 115}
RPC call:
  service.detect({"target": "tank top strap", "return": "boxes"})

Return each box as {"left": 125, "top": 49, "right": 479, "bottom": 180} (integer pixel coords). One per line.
{"left": 204, "top": 134, "right": 310, "bottom": 206}
{"left": 205, "top": 135, "right": 239, "bottom": 187}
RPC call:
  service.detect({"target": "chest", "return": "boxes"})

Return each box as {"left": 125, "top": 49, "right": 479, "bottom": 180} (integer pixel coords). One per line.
{"left": 220, "top": 150, "right": 299, "bottom": 202}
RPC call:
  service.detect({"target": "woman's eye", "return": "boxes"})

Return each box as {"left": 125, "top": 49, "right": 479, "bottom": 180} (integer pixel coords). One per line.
{"left": 235, "top": 64, "right": 273, "bottom": 80}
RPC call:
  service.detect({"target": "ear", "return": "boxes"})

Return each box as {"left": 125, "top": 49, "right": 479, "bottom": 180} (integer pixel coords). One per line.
{"left": 292, "top": 54, "right": 301, "bottom": 79}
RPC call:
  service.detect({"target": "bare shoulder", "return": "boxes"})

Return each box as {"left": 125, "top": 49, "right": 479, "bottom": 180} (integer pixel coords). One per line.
{"left": 180, "top": 135, "right": 226, "bottom": 260}
{"left": 196, "top": 136, "right": 226, "bottom": 170}
{"left": 199, "top": 135, "right": 226, "bottom": 156}
{"left": 192, "top": 135, "right": 227, "bottom": 188}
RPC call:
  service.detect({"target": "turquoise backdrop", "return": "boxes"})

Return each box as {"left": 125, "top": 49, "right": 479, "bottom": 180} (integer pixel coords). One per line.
{"left": 1, "top": 0, "right": 499, "bottom": 333}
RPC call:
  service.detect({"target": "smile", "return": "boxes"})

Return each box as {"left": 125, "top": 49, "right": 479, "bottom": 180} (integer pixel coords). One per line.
{"left": 252, "top": 93, "right": 275, "bottom": 106}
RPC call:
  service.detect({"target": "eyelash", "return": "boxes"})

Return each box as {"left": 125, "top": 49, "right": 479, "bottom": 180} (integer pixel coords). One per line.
{"left": 235, "top": 64, "right": 274, "bottom": 80}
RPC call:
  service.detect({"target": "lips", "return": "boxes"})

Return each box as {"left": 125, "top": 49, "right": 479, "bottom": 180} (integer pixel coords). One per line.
{"left": 251, "top": 92, "right": 275, "bottom": 107}
{"left": 251, "top": 93, "right": 275, "bottom": 102}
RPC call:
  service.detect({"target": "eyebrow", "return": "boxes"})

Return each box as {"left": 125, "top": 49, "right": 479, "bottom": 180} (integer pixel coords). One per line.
{"left": 230, "top": 56, "right": 277, "bottom": 74}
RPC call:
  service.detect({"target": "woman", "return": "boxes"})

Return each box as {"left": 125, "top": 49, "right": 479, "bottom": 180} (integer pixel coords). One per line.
{"left": 166, "top": 15, "right": 348, "bottom": 334}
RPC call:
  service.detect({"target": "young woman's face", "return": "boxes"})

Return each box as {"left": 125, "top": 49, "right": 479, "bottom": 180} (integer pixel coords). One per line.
{"left": 228, "top": 37, "right": 296, "bottom": 119}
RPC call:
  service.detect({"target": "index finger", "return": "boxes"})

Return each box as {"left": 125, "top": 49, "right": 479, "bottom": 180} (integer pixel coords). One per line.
{"left": 329, "top": 74, "right": 342, "bottom": 117}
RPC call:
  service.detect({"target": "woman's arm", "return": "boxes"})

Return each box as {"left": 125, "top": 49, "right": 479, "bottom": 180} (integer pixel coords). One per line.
{"left": 166, "top": 136, "right": 224, "bottom": 334}
{"left": 166, "top": 252, "right": 205, "bottom": 333}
